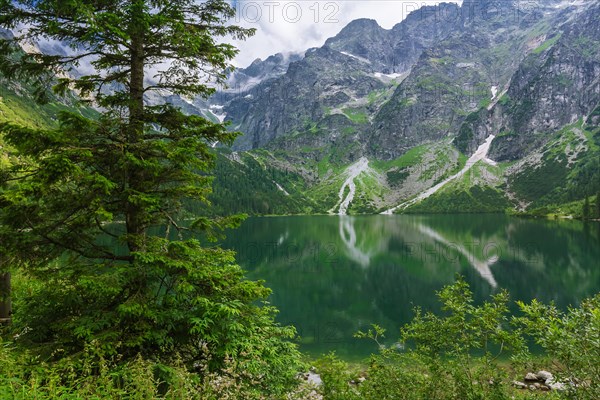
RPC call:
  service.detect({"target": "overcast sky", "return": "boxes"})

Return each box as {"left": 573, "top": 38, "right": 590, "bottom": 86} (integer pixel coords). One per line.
{"left": 229, "top": 0, "right": 460, "bottom": 67}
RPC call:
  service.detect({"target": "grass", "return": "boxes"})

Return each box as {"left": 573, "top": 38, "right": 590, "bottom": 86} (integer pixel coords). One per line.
{"left": 518, "top": 194, "right": 600, "bottom": 219}
{"left": 0, "top": 83, "right": 98, "bottom": 129}
{"left": 342, "top": 108, "right": 368, "bottom": 124}
{"left": 348, "top": 172, "right": 386, "bottom": 214}
{"left": 317, "top": 154, "right": 333, "bottom": 177}
{"left": 371, "top": 144, "right": 430, "bottom": 171}
{"left": 404, "top": 185, "right": 510, "bottom": 214}
{"left": 418, "top": 147, "right": 457, "bottom": 182}
{"left": 367, "top": 89, "right": 387, "bottom": 106}
{"left": 532, "top": 33, "right": 562, "bottom": 55}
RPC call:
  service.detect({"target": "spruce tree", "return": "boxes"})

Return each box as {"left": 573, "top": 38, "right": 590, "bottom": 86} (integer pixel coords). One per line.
{"left": 583, "top": 196, "right": 590, "bottom": 220}
{"left": 0, "top": 0, "right": 302, "bottom": 391}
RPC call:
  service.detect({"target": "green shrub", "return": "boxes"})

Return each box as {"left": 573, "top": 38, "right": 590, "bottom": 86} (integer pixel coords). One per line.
{"left": 315, "top": 353, "right": 361, "bottom": 400}
{"left": 517, "top": 295, "right": 600, "bottom": 399}
{"left": 343, "top": 278, "right": 600, "bottom": 400}
{"left": 355, "top": 278, "right": 523, "bottom": 400}
{"left": 0, "top": 339, "right": 305, "bottom": 399}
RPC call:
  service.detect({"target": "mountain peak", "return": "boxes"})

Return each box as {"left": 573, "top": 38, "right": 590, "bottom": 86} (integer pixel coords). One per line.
{"left": 344, "top": 18, "right": 381, "bottom": 29}
{"left": 324, "top": 18, "right": 388, "bottom": 58}
{"left": 327, "top": 18, "right": 384, "bottom": 42}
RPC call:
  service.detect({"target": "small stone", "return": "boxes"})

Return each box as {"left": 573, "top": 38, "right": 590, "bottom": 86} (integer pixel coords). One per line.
{"left": 512, "top": 380, "right": 527, "bottom": 389}
{"left": 536, "top": 370, "right": 553, "bottom": 381}
{"left": 540, "top": 385, "right": 551, "bottom": 391}
{"left": 307, "top": 372, "right": 322, "bottom": 386}
{"left": 358, "top": 376, "right": 366, "bottom": 383}
{"left": 524, "top": 372, "right": 538, "bottom": 381}
{"left": 546, "top": 380, "right": 566, "bottom": 391}
{"left": 534, "top": 382, "right": 541, "bottom": 389}
{"left": 529, "top": 385, "right": 537, "bottom": 390}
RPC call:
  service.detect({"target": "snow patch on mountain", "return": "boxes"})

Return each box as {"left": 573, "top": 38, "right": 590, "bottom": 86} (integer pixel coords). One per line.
{"left": 382, "top": 135, "right": 496, "bottom": 214}
{"left": 340, "top": 51, "right": 371, "bottom": 64}
{"left": 330, "top": 157, "right": 370, "bottom": 215}
{"left": 491, "top": 86, "right": 498, "bottom": 100}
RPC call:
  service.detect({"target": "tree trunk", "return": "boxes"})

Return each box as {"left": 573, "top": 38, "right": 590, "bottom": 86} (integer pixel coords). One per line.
{"left": 126, "top": 0, "right": 146, "bottom": 254}
{"left": 0, "top": 272, "right": 10, "bottom": 323}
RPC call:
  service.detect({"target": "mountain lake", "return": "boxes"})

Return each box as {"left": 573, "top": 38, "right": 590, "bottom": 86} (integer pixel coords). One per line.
{"left": 221, "top": 215, "right": 600, "bottom": 360}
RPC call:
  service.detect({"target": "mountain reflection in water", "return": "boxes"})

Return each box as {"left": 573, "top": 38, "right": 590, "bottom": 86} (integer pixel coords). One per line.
{"left": 222, "top": 215, "right": 600, "bottom": 360}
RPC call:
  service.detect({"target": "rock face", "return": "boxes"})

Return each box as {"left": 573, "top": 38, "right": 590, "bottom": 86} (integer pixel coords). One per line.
{"left": 224, "top": 44, "right": 387, "bottom": 151}
{"left": 0, "top": 28, "right": 13, "bottom": 40}
{"left": 222, "top": 3, "right": 465, "bottom": 151}
{"left": 369, "top": 0, "right": 548, "bottom": 159}
{"left": 210, "top": 0, "right": 598, "bottom": 167}
{"left": 4, "top": 0, "right": 597, "bottom": 167}
{"left": 186, "top": 0, "right": 600, "bottom": 215}
{"left": 228, "top": 52, "right": 304, "bottom": 92}
{"left": 465, "top": 1, "right": 600, "bottom": 161}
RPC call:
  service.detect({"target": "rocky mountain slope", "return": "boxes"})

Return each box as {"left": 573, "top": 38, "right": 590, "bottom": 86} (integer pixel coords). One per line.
{"left": 223, "top": 2, "right": 464, "bottom": 153}
{"left": 204, "top": 0, "right": 599, "bottom": 216}
{"left": 1, "top": 0, "right": 599, "bottom": 216}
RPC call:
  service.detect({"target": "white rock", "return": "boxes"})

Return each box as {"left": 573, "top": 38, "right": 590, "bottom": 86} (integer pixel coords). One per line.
{"left": 307, "top": 372, "right": 322, "bottom": 387}
{"left": 536, "top": 370, "right": 554, "bottom": 381}
{"left": 546, "top": 379, "right": 566, "bottom": 391}
{"left": 524, "top": 372, "right": 538, "bottom": 381}
{"left": 512, "top": 380, "right": 527, "bottom": 389}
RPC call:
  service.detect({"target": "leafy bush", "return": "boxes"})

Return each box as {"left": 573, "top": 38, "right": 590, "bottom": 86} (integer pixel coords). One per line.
{"left": 317, "top": 277, "right": 600, "bottom": 400}
{"left": 517, "top": 295, "right": 600, "bottom": 399}
{"left": 368, "top": 278, "right": 522, "bottom": 400}
{"left": 0, "top": 338, "right": 305, "bottom": 399}
{"left": 405, "top": 186, "right": 509, "bottom": 213}
{"left": 4, "top": 278, "right": 600, "bottom": 399}
{"left": 9, "top": 242, "right": 305, "bottom": 397}
{"left": 315, "top": 354, "right": 361, "bottom": 400}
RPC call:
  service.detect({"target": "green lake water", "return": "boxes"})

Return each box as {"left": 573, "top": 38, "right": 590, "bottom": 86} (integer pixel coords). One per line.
{"left": 221, "top": 215, "right": 600, "bottom": 360}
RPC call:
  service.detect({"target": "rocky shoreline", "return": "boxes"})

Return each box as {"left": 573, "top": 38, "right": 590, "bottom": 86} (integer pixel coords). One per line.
{"left": 512, "top": 370, "right": 565, "bottom": 392}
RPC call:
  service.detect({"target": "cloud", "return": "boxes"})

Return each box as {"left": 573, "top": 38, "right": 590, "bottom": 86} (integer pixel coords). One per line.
{"left": 14, "top": 2, "right": 464, "bottom": 85}
{"left": 229, "top": 0, "right": 459, "bottom": 67}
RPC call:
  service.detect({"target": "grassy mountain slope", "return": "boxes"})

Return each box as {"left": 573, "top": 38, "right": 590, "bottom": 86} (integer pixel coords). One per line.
{"left": 2, "top": 1, "right": 599, "bottom": 218}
